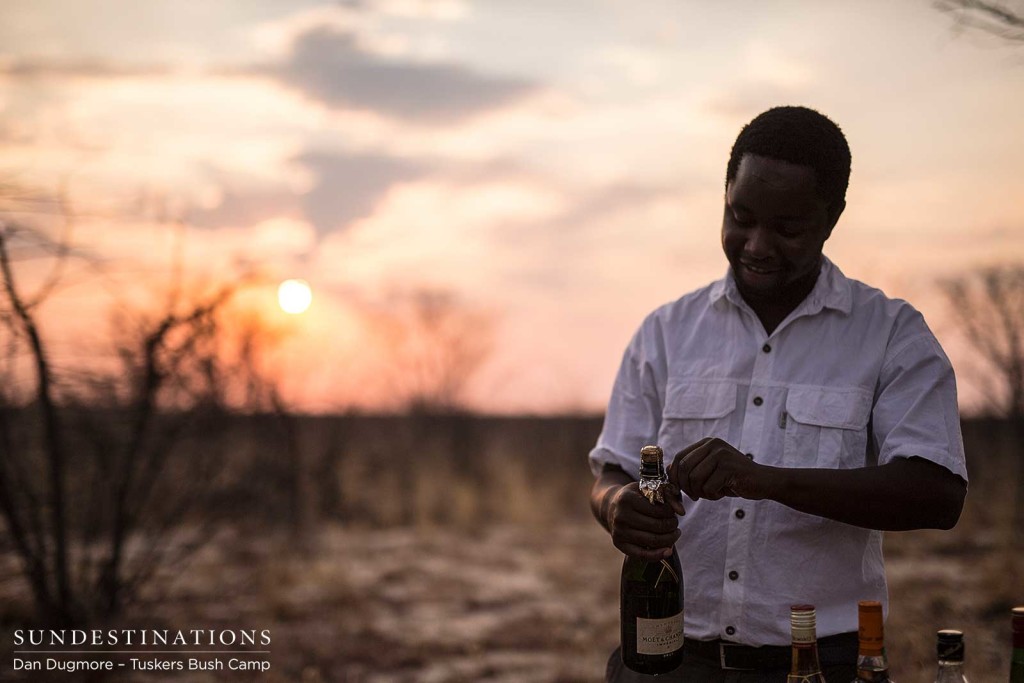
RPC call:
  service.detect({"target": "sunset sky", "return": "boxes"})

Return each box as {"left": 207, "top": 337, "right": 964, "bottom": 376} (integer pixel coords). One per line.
{"left": 1, "top": 0, "right": 1022, "bottom": 414}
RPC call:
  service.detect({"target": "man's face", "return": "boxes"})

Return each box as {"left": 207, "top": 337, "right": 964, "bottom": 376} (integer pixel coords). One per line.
{"left": 722, "top": 154, "right": 842, "bottom": 302}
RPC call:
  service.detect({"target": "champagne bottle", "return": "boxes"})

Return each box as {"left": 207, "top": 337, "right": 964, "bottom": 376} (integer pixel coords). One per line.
{"left": 1011, "top": 607, "right": 1024, "bottom": 683}
{"left": 787, "top": 604, "right": 827, "bottom": 683}
{"left": 620, "top": 445, "right": 684, "bottom": 675}
{"left": 852, "top": 600, "right": 894, "bottom": 682}
{"left": 934, "top": 629, "right": 969, "bottom": 683}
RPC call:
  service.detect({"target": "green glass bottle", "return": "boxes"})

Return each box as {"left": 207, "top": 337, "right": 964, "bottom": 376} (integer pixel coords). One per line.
{"left": 1011, "top": 607, "right": 1024, "bottom": 683}
{"left": 619, "top": 445, "right": 684, "bottom": 675}
{"left": 934, "top": 630, "right": 969, "bottom": 683}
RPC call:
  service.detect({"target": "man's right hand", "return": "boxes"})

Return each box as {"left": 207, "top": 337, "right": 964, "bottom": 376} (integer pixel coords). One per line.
{"left": 606, "top": 482, "right": 682, "bottom": 561}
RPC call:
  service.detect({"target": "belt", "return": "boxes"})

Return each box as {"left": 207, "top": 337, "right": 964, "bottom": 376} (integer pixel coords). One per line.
{"left": 684, "top": 632, "right": 858, "bottom": 671}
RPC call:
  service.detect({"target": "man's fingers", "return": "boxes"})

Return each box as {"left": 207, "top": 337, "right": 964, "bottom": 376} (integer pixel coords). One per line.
{"left": 699, "top": 466, "right": 737, "bottom": 500}
{"left": 664, "top": 483, "right": 686, "bottom": 516}
{"left": 619, "top": 528, "right": 680, "bottom": 551}
{"left": 669, "top": 437, "right": 714, "bottom": 480}
{"left": 620, "top": 486, "right": 681, "bottom": 519}
{"left": 676, "top": 440, "right": 750, "bottom": 501}
{"left": 617, "top": 506, "right": 680, "bottom": 533}
{"left": 688, "top": 451, "right": 725, "bottom": 498}
{"left": 676, "top": 440, "right": 717, "bottom": 500}
{"left": 615, "top": 540, "right": 677, "bottom": 561}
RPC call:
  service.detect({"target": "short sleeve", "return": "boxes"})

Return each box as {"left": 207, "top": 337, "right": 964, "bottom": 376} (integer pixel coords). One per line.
{"left": 872, "top": 327, "right": 968, "bottom": 482}
{"left": 588, "top": 324, "right": 666, "bottom": 477}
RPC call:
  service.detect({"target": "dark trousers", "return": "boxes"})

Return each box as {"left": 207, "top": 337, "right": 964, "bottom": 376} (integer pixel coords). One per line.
{"left": 605, "top": 633, "right": 858, "bottom": 683}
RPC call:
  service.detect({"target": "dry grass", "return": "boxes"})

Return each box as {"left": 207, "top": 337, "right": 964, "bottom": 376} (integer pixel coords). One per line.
{"left": 0, "top": 415, "right": 1020, "bottom": 682}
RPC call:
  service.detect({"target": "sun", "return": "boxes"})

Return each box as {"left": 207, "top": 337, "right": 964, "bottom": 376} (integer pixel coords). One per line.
{"left": 278, "top": 279, "right": 313, "bottom": 314}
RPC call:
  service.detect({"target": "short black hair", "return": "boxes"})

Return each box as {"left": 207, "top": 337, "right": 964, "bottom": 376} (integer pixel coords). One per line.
{"left": 725, "top": 106, "right": 851, "bottom": 213}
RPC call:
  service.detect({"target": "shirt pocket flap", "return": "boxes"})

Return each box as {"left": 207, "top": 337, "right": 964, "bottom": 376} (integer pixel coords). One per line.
{"left": 664, "top": 380, "right": 738, "bottom": 419}
{"left": 785, "top": 387, "right": 871, "bottom": 430}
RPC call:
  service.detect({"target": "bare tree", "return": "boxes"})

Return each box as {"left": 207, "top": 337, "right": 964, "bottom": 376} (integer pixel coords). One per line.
{"left": 942, "top": 264, "right": 1024, "bottom": 547}
{"left": 942, "top": 265, "right": 1024, "bottom": 419}
{"left": 936, "top": 0, "right": 1024, "bottom": 43}
{"left": 380, "top": 288, "right": 495, "bottom": 415}
{"left": 354, "top": 288, "right": 496, "bottom": 525}
{"left": 0, "top": 215, "right": 272, "bottom": 625}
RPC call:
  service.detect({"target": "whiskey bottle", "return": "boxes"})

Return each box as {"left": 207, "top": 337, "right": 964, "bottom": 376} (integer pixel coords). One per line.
{"left": 620, "top": 445, "right": 684, "bottom": 675}
{"left": 853, "top": 600, "right": 894, "bottom": 682}
{"left": 787, "top": 604, "right": 827, "bottom": 683}
{"left": 934, "top": 630, "right": 969, "bottom": 683}
{"left": 1011, "top": 607, "right": 1024, "bottom": 683}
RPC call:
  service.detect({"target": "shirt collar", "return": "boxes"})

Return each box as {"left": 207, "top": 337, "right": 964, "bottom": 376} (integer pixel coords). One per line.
{"left": 709, "top": 256, "right": 853, "bottom": 317}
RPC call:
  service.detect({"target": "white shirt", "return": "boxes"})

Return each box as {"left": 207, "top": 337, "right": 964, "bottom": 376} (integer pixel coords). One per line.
{"left": 589, "top": 257, "right": 967, "bottom": 646}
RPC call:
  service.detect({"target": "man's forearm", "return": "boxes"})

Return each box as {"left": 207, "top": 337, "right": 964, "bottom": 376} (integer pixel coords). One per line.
{"left": 761, "top": 456, "right": 966, "bottom": 531}
{"left": 590, "top": 465, "right": 634, "bottom": 531}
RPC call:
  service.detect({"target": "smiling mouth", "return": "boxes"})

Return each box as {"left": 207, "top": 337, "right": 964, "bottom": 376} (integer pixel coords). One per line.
{"left": 741, "top": 263, "right": 780, "bottom": 275}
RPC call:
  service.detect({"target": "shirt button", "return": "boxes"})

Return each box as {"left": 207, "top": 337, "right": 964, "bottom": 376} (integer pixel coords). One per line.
{"left": 762, "top": 343, "right": 772, "bottom": 353}
{"left": 745, "top": 452, "right": 754, "bottom": 460}
{"left": 725, "top": 626, "right": 736, "bottom": 636}
{"left": 735, "top": 509, "right": 745, "bottom": 519}
{"left": 728, "top": 570, "right": 739, "bottom": 581}
{"left": 752, "top": 396, "right": 763, "bottom": 406}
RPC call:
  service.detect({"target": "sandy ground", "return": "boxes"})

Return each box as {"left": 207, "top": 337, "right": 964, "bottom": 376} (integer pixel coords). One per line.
{"left": 4, "top": 517, "right": 1013, "bottom": 683}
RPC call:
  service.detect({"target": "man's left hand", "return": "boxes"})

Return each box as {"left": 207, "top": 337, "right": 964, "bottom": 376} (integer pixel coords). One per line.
{"left": 668, "top": 437, "right": 774, "bottom": 502}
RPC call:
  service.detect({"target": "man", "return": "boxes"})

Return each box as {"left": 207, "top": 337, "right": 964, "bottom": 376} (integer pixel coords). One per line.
{"left": 588, "top": 106, "right": 967, "bottom": 682}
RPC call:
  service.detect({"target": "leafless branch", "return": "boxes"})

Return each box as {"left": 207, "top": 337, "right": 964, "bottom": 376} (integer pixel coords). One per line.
{"left": 24, "top": 180, "right": 76, "bottom": 308}
{"left": 942, "top": 265, "right": 1024, "bottom": 417}
{"left": 0, "top": 195, "right": 281, "bottom": 624}
{"left": 377, "top": 288, "right": 495, "bottom": 415}
{"left": 0, "top": 227, "right": 74, "bottom": 623}
{"left": 936, "top": 0, "right": 1024, "bottom": 43}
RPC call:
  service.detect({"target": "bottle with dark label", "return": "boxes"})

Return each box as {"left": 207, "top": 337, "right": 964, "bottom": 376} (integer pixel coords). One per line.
{"left": 934, "top": 629, "right": 969, "bottom": 683}
{"left": 852, "top": 600, "right": 894, "bottom": 682}
{"left": 787, "top": 604, "right": 827, "bottom": 683}
{"left": 620, "top": 445, "right": 684, "bottom": 675}
{"left": 1010, "top": 607, "right": 1024, "bottom": 683}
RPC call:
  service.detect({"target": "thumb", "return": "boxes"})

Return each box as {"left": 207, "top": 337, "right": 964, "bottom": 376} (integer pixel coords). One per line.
{"left": 664, "top": 482, "right": 686, "bottom": 516}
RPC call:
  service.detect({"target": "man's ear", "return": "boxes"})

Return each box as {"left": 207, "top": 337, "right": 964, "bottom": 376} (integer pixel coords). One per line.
{"left": 824, "top": 199, "right": 846, "bottom": 241}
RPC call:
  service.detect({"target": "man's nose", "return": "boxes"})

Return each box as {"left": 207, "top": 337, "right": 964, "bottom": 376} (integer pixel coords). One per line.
{"left": 744, "top": 226, "right": 774, "bottom": 259}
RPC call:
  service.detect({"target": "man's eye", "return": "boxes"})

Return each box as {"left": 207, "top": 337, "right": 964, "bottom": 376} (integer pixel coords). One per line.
{"left": 732, "top": 213, "right": 754, "bottom": 226}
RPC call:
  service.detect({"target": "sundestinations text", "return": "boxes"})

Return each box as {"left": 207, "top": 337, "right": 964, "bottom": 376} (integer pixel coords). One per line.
{"left": 14, "top": 629, "right": 271, "bottom": 647}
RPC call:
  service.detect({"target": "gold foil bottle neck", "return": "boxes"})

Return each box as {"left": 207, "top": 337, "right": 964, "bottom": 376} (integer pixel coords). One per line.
{"left": 640, "top": 445, "right": 664, "bottom": 463}
{"left": 638, "top": 445, "right": 667, "bottom": 504}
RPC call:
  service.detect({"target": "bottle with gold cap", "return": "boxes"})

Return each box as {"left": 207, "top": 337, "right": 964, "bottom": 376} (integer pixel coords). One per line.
{"left": 787, "top": 604, "right": 827, "bottom": 683}
{"left": 852, "top": 600, "right": 893, "bottom": 682}
{"left": 619, "top": 445, "right": 684, "bottom": 675}
{"left": 933, "top": 629, "right": 969, "bottom": 683}
{"left": 1011, "top": 607, "right": 1024, "bottom": 683}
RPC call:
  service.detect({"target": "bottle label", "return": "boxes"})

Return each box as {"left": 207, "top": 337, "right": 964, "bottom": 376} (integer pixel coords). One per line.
{"left": 636, "top": 612, "right": 683, "bottom": 655}
{"left": 791, "top": 625, "right": 816, "bottom": 645}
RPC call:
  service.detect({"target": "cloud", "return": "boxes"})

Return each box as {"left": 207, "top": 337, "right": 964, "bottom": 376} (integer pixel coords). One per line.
{"left": 188, "top": 187, "right": 302, "bottom": 231}
{"left": 297, "top": 150, "right": 427, "bottom": 234}
{"left": 0, "top": 58, "right": 173, "bottom": 79}
{"left": 188, "top": 150, "right": 427, "bottom": 237}
{"left": 268, "top": 26, "right": 539, "bottom": 123}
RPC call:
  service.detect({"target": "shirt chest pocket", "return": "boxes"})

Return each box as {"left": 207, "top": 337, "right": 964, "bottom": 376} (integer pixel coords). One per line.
{"left": 783, "top": 387, "right": 872, "bottom": 469}
{"left": 658, "top": 380, "right": 738, "bottom": 457}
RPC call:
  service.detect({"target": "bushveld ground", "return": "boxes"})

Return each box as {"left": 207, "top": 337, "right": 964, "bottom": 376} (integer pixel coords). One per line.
{"left": 0, "top": 415, "right": 1020, "bottom": 682}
